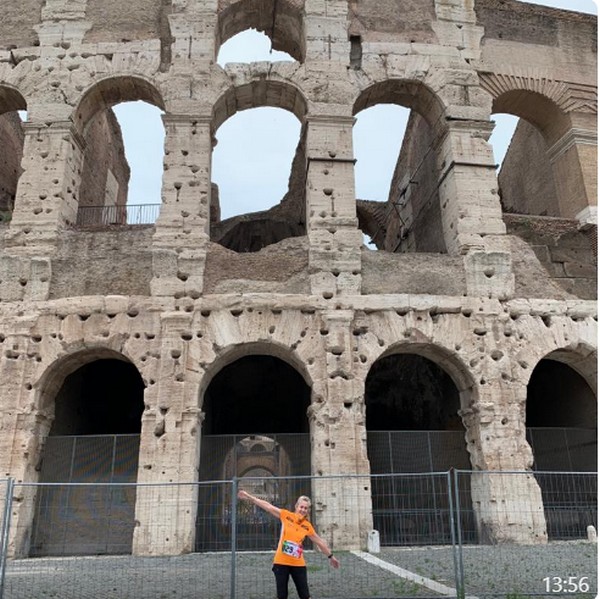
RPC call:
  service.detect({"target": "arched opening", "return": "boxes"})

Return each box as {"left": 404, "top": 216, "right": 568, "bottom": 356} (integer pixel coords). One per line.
{"left": 353, "top": 81, "right": 448, "bottom": 254}
{"left": 365, "top": 350, "right": 471, "bottom": 545}
{"left": 0, "top": 86, "right": 27, "bottom": 223}
{"left": 492, "top": 104, "right": 562, "bottom": 218}
{"left": 211, "top": 83, "right": 307, "bottom": 253}
{"left": 353, "top": 105, "right": 409, "bottom": 249}
{"left": 489, "top": 88, "right": 577, "bottom": 220}
{"left": 113, "top": 101, "right": 165, "bottom": 224}
{"left": 74, "top": 77, "right": 165, "bottom": 226}
{"left": 217, "top": 0, "right": 305, "bottom": 63}
{"left": 31, "top": 355, "right": 145, "bottom": 557}
{"left": 196, "top": 353, "right": 311, "bottom": 551}
{"left": 526, "top": 353, "right": 597, "bottom": 540}
{"left": 217, "top": 28, "right": 295, "bottom": 65}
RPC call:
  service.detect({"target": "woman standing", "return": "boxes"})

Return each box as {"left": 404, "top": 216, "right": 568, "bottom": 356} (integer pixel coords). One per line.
{"left": 237, "top": 489, "right": 341, "bottom": 599}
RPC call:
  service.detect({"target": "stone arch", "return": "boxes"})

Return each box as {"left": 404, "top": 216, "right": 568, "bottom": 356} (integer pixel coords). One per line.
{"left": 0, "top": 85, "right": 27, "bottom": 114}
{"left": 353, "top": 81, "right": 449, "bottom": 253}
{"left": 200, "top": 339, "right": 311, "bottom": 398}
{"left": 36, "top": 346, "right": 144, "bottom": 415}
{"left": 372, "top": 340, "right": 477, "bottom": 401}
{"left": 223, "top": 434, "right": 293, "bottom": 480}
{"left": 472, "top": 75, "right": 595, "bottom": 221}
{"left": 527, "top": 342, "right": 597, "bottom": 392}
{"left": 364, "top": 341, "right": 475, "bottom": 545}
{"left": 363, "top": 339, "right": 477, "bottom": 462}
{"left": 73, "top": 75, "right": 165, "bottom": 135}
{"left": 199, "top": 342, "right": 312, "bottom": 434}
{"left": 353, "top": 79, "right": 446, "bottom": 133}
{"left": 523, "top": 344, "right": 597, "bottom": 539}
{"left": 210, "top": 80, "right": 307, "bottom": 250}
{"left": 479, "top": 74, "right": 574, "bottom": 143}
{"left": 30, "top": 348, "right": 145, "bottom": 556}
{"left": 356, "top": 200, "right": 387, "bottom": 248}
{"left": 217, "top": 0, "right": 305, "bottom": 63}
{"left": 365, "top": 342, "right": 474, "bottom": 434}
{"left": 70, "top": 75, "right": 165, "bottom": 222}
{"left": 212, "top": 79, "right": 307, "bottom": 134}
{"left": 196, "top": 341, "right": 312, "bottom": 551}
{"left": 525, "top": 343, "right": 597, "bottom": 432}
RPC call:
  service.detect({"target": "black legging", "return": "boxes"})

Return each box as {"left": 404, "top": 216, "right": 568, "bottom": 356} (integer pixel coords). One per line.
{"left": 272, "top": 564, "right": 310, "bottom": 599}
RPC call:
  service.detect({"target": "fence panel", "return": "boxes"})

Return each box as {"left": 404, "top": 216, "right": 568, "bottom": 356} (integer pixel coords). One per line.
{"left": 76, "top": 204, "right": 160, "bottom": 226}
{"left": 233, "top": 473, "right": 461, "bottom": 599}
{"left": 0, "top": 479, "right": 13, "bottom": 599}
{"left": 1, "top": 472, "right": 597, "bottom": 598}
{"left": 454, "top": 470, "right": 598, "bottom": 598}
{"left": 3, "top": 482, "right": 232, "bottom": 599}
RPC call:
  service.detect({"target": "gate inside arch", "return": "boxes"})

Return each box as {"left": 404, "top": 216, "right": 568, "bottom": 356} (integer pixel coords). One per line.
{"left": 31, "top": 352, "right": 145, "bottom": 556}
{"left": 196, "top": 353, "right": 312, "bottom": 552}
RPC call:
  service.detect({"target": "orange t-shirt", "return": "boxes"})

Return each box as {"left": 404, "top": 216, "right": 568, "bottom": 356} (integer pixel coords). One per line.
{"left": 273, "top": 509, "right": 315, "bottom": 566}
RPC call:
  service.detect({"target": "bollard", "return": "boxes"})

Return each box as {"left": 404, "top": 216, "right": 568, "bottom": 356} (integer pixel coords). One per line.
{"left": 367, "top": 529, "right": 380, "bottom": 553}
{"left": 586, "top": 525, "right": 597, "bottom": 542}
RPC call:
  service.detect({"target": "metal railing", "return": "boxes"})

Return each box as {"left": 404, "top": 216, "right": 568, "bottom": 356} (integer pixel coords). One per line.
{"left": 0, "top": 471, "right": 596, "bottom": 599}
{"left": 76, "top": 204, "right": 160, "bottom": 226}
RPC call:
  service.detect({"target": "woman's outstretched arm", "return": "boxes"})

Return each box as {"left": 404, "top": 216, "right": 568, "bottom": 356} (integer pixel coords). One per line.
{"left": 237, "top": 489, "right": 281, "bottom": 518}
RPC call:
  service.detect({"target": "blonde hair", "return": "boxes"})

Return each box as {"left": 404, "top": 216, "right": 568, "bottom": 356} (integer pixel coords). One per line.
{"left": 295, "top": 495, "right": 312, "bottom": 508}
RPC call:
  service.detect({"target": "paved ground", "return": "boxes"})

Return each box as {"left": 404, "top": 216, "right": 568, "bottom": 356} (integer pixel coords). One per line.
{"left": 2, "top": 542, "right": 597, "bottom": 599}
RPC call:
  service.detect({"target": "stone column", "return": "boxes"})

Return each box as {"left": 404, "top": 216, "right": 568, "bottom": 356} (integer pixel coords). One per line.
{"left": 305, "top": 115, "right": 363, "bottom": 299}
{"left": 168, "top": 0, "right": 218, "bottom": 69}
{"left": 0, "top": 323, "right": 54, "bottom": 557}
{"left": 5, "top": 121, "right": 85, "bottom": 255}
{"left": 435, "top": 119, "right": 515, "bottom": 299}
{"left": 309, "top": 310, "right": 372, "bottom": 550}
{"left": 4, "top": 412, "right": 53, "bottom": 558}
{"left": 460, "top": 382, "right": 547, "bottom": 544}
{"left": 34, "top": 0, "right": 92, "bottom": 46}
{"left": 304, "top": 0, "right": 351, "bottom": 63}
{"left": 547, "top": 125, "right": 597, "bottom": 227}
{"left": 133, "top": 312, "right": 203, "bottom": 555}
{"left": 151, "top": 115, "right": 212, "bottom": 298}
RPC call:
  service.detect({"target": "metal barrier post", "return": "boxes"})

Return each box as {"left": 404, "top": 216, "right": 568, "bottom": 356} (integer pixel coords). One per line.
{"left": 0, "top": 478, "right": 15, "bottom": 599}
{"left": 230, "top": 478, "right": 238, "bottom": 599}
{"left": 451, "top": 469, "right": 465, "bottom": 598}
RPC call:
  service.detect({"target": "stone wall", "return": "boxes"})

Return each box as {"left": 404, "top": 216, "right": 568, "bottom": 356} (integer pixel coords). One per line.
{"left": 79, "top": 109, "right": 130, "bottom": 210}
{"left": 0, "top": 112, "right": 23, "bottom": 215}
{"left": 506, "top": 215, "right": 597, "bottom": 300}
{"left": 0, "top": 0, "right": 596, "bottom": 555}
{"left": 498, "top": 120, "right": 560, "bottom": 217}
{"left": 50, "top": 227, "right": 153, "bottom": 298}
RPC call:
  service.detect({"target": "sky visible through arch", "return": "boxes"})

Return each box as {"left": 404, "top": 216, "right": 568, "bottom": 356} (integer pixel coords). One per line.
{"left": 113, "top": 0, "right": 597, "bottom": 222}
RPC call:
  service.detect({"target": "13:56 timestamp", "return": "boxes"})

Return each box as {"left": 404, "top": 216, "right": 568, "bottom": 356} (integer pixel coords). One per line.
{"left": 542, "top": 576, "right": 590, "bottom": 593}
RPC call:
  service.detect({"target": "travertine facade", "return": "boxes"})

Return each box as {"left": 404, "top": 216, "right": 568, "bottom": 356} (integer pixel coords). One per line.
{"left": 0, "top": 0, "right": 596, "bottom": 555}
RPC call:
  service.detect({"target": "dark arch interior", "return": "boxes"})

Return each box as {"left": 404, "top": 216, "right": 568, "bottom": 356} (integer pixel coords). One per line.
{"left": 526, "top": 359, "right": 596, "bottom": 428}
{"left": 365, "top": 354, "right": 461, "bottom": 431}
{"left": 50, "top": 359, "right": 145, "bottom": 436}
{"left": 365, "top": 353, "right": 468, "bottom": 546}
{"left": 33, "top": 359, "right": 145, "bottom": 557}
{"left": 203, "top": 355, "right": 310, "bottom": 435}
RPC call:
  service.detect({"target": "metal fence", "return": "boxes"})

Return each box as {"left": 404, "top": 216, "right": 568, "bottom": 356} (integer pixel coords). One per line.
{"left": 76, "top": 204, "right": 160, "bottom": 226}
{"left": 0, "top": 471, "right": 596, "bottom": 599}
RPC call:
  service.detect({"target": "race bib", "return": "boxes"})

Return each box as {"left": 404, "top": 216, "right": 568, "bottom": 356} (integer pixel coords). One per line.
{"left": 282, "top": 540, "right": 303, "bottom": 559}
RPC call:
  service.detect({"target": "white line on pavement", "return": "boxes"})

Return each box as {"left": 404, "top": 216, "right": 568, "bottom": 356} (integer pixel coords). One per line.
{"left": 351, "top": 550, "right": 479, "bottom": 599}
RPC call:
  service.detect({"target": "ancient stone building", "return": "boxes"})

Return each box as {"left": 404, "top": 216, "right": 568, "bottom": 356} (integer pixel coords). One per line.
{"left": 0, "top": 0, "right": 596, "bottom": 557}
